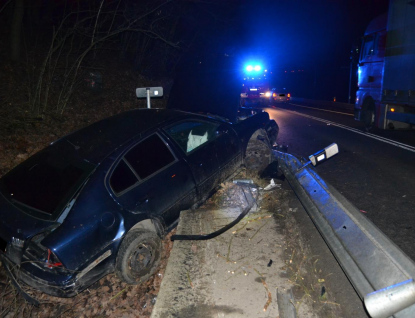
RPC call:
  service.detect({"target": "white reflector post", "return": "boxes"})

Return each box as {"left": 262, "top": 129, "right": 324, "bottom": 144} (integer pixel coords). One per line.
{"left": 309, "top": 143, "right": 338, "bottom": 166}
{"left": 364, "top": 279, "right": 415, "bottom": 318}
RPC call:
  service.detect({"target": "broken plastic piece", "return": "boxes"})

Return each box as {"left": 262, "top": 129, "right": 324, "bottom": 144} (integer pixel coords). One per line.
{"left": 264, "top": 179, "right": 280, "bottom": 191}
{"left": 171, "top": 183, "right": 257, "bottom": 241}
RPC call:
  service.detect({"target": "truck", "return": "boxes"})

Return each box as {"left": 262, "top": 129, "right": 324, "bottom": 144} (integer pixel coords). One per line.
{"left": 354, "top": 0, "right": 415, "bottom": 129}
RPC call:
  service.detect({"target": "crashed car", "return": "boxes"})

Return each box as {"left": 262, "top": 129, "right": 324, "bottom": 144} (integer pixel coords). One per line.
{"left": 0, "top": 108, "right": 277, "bottom": 298}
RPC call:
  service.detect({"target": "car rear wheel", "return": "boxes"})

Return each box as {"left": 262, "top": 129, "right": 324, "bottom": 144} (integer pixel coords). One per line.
{"left": 116, "top": 229, "right": 161, "bottom": 284}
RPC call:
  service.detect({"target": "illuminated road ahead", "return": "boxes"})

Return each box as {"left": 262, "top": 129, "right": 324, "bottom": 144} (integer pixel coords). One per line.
{"left": 265, "top": 102, "right": 415, "bottom": 261}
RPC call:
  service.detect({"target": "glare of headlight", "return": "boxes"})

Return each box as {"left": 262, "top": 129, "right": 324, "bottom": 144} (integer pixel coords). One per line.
{"left": 246, "top": 65, "right": 253, "bottom": 72}
{"left": 254, "top": 65, "right": 261, "bottom": 71}
{"left": 265, "top": 92, "right": 271, "bottom": 97}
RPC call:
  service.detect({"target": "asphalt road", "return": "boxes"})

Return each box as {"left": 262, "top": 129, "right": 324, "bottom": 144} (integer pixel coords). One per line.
{"left": 265, "top": 102, "right": 415, "bottom": 262}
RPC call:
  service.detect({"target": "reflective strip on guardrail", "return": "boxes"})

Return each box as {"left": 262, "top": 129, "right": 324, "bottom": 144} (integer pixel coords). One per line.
{"left": 274, "top": 150, "right": 415, "bottom": 318}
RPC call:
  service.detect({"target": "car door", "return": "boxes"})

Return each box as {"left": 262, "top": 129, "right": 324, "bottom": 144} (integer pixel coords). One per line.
{"left": 108, "top": 133, "right": 196, "bottom": 226}
{"left": 164, "top": 119, "right": 221, "bottom": 200}
{"left": 213, "top": 123, "right": 242, "bottom": 182}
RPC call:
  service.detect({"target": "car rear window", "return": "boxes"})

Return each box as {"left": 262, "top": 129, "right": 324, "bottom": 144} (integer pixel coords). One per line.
{"left": 0, "top": 151, "right": 93, "bottom": 218}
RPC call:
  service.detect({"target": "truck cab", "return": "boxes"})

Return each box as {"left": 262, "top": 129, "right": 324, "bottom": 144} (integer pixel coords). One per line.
{"left": 355, "top": 0, "right": 415, "bottom": 130}
{"left": 240, "top": 78, "right": 272, "bottom": 108}
{"left": 355, "top": 14, "right": 387, "bottom": 128}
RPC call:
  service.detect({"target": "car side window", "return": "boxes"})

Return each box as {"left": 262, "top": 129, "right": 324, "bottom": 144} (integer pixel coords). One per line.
{"left": 164, "top": 120, "right": 220, "bottom": 154}
{"left": 110, "top": 160, "right": 138, "bottom": 194}
{"left": 110, "top": 134, "right": 176, "bottom": 194}
{"left": 361, "top": 34, "right": 377, "bottom": 60}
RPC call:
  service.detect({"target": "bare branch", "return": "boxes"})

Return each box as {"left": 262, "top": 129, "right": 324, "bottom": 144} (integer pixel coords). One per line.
{"left": 0, "top": 0, "right": 12, "bottom": 15}
{"left": 92, "top": 0, "right": 105, "bottom": 45}
{"left": 108, "top": 0, "right": 122, "bottom": 35}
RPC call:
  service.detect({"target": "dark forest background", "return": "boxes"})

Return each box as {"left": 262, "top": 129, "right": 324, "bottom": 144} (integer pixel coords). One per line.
{"left": 1, "top": 0, "right": 242, "bottom": 119}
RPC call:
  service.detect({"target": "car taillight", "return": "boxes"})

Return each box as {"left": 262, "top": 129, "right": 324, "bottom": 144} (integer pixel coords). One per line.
{"left": 24, "top": 230, "right": 64, "bottom": 269}
{"left": 46, "top": 249, "right": 63, "bottom": 268}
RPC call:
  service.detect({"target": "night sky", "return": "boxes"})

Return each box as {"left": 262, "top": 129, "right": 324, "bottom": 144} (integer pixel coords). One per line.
{"left": 218, "top": 0, "right": 390, "bottom": 101}
{"left": 233, "top": 0, "right": 389, "bottom": 67}
{"left": 1, "top": 0, "right": 391, "bottom": 103}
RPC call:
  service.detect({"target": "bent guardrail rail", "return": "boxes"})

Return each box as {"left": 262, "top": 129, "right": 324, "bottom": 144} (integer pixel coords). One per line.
{"left": 274, "top": 150, "right": 415, "bottom": 318}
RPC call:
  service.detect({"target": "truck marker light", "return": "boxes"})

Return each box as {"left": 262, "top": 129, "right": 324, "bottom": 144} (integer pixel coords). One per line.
{"left": 390, "top": 108, "right": 395, "bottom": 112}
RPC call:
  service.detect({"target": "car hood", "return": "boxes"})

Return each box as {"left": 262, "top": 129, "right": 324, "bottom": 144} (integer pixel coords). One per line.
{"left": 0, "top": 191, "right": 57, "bottom": 243}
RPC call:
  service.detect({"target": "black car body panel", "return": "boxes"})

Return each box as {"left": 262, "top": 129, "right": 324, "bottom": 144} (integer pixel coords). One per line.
{"left": 0, "top": 108, "right": 277, "bottom": 297}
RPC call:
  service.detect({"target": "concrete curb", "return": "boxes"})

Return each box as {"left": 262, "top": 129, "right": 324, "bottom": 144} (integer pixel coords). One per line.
{"left": 151, "top": 185, "right": 302, "bottom": 318}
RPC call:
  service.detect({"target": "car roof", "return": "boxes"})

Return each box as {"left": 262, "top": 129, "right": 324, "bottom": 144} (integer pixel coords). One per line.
{"left": 54, "top": 108, "right": 217, "bottom": 164}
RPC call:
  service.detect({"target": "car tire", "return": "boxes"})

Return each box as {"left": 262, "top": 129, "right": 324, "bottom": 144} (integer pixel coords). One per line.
{"left": 115, "top": 229, "right": 162, "bottom": 285}
{"left": 362, "top": 99, "right": 375, "bottom": 130}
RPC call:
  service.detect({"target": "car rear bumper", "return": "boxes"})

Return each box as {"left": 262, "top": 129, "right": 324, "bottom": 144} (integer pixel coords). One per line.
{"left": 1, "top": 253, "right": 113, "bottom": 298}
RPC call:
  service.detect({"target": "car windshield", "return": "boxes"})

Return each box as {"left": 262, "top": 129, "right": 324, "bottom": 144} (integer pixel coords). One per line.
{"left": 0, "top": 149, "right": 95, "bottom": 219}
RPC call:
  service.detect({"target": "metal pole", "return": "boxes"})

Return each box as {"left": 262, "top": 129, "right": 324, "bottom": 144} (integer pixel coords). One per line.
{"left": 364, "top": 279, "right": 415, "bottom": 318}
{"left": 146, "top": 88, "right": 151, "bottom": 109}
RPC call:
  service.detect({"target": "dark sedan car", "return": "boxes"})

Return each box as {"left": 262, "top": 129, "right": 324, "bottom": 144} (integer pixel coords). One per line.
{"left": 0, "top": 108, "right": 277, "bottom": 298}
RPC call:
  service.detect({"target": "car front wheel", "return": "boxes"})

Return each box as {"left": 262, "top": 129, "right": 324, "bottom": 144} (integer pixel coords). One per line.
{"left": 116, "top": 229, "right": 161, "bottom": 284}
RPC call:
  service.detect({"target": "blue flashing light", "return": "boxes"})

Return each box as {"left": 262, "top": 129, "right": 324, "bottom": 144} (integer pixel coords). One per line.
{"left": 245, "top": 64, "right": 262, "bottom": 73}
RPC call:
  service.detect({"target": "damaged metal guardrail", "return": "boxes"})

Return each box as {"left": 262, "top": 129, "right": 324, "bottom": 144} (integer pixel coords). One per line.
{"left": 274, "top": 148, "right": 415, "bottom": 318}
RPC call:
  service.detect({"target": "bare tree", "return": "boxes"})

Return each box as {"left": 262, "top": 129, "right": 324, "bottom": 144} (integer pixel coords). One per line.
{"left": 20, "top": 0, "right": 239, "bottom": 117}
{"left": 26, "top": 0, "right": 183, "bottom": 116}
{"left": 10, "top": 0, "right": 24, "bottom": 61}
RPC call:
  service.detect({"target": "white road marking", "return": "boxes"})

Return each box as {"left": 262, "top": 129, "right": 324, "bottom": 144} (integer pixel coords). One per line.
{"left": 280, "top": 109, "right": 415, "bottom": 153}
{"left": 288, "top": 103, "right": 354, "bottom": 116}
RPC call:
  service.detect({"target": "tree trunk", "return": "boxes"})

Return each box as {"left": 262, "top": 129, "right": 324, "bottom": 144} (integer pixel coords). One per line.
{"left": 10, "top": 0, "right": 24, "bottom": 61}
